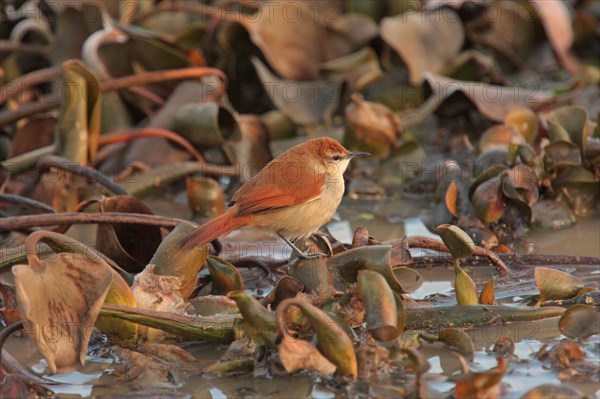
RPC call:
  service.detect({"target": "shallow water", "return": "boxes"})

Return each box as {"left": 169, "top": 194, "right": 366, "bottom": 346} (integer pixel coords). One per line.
{"left": 3, "top": 196, "right": 599, "bottom": 398}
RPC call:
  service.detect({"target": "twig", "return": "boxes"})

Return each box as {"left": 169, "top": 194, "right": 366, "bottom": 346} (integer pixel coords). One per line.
{"left": 0, "top": 194, "right": 55, "bottom": 214}
{"left": 0, "top": 321, "right": 23, "bottom": 381}
{"left": 37, "top": 155, "right": 129, "bottom": 196}
{"left": 0, "top": 212, "right": 189, "bottom": 231}
{"left": 98, "top": 128, "right": 206, "bottom": 164}
{"left": 0, "top": 100, "right": 57, "bottom": 127}
{"left": 398, "top": 235, "right": 512, "bottom": 275}
{"left": 0, "top": 66, "right": 61, "bottom": 105}
{"left": 100, "top": 67, "right": 227, "bottom": 96}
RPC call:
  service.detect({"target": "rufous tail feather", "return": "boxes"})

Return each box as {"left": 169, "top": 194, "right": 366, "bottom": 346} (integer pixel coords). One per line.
{"left": 180, "top": 210, "right": 246, "bottom": 248}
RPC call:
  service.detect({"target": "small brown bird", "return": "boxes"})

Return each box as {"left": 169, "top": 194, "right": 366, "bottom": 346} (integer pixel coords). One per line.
{"left": 182, "top": 137, "right": 368, "bottom": 257}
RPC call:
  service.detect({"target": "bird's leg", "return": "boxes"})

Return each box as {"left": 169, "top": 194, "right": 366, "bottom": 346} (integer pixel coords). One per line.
{"left": 277, "top": 232, "right": 325, "bottom": 259}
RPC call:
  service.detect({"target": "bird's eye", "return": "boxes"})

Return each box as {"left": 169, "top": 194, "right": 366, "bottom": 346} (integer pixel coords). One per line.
{"left": 332, "top": 155, "right": 341, "bottom": 161}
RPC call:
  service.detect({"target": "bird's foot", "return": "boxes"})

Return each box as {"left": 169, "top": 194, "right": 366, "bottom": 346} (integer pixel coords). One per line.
{"left": 293, "top": 249, "right": 326, "bottom": 260}
{"left": 277, "top": 232, "right": 327, "bottom": 260}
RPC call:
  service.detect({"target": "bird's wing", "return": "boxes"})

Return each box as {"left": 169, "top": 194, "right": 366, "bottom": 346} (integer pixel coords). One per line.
{"left": 232, "top": 172, "right": 325, "bottom": 216}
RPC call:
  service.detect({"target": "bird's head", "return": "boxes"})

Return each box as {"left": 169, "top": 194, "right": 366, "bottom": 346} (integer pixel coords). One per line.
{"left": 310, "top": 138, "right": 369, "bottom": 177}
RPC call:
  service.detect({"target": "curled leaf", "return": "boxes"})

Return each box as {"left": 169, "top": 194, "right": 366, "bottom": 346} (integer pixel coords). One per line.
{"left": 207, "top": 256, "right": 244, "bottom": 295}
{"left": 479, "top": 277, "right": 496, "bottom": 305}
{"left": 150, "top": 223, "right": 208, "bottom": 300}
{"left": 381, "top": 9, "right": 464, "bottom": 85}
{"left": 278, "top": 338, "right": 336, "bottom": 377}
{"left": 454, "top": 358, "right": 506, "bottom": 399}
{"left": 454, "top": 263, "right": 479, "bottom": 306}
{"left": 12, "top": 232, "right": 113, "bottom": 374}
{"left": 277, "top": 298, "right": 358, "bottom": 380}
{"left": 438, "top": 328, "right": 475, "bottom": 357}
{"left": 95, "top": 269, "right": 138, "bottom": 346}
{"left": 344, "top": 94, "right": 400, "bottom": 158}
{"left": 534, "top": 267, "right": 585, "bottom": 302}
{"left": 96, "top": 195, "right": 163, "bottom": 273}
{"left": 358, "top": 270, "right": 400, "bottom": 342}
{"left": 228, "top": 291, "right": 277, "bottom": 348}
{"left": 436, "top": 224, "right": 475, "bottom": 260}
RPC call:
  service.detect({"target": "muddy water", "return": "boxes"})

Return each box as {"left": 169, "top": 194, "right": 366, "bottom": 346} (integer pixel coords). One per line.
{"left": 2, "top": 196, "right": 599, "bottom": 398}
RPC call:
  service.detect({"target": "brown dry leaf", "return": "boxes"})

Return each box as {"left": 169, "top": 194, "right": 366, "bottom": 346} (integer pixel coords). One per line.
{"left": 234, "top": 114, "right": 273, "bottom": 181}
{"left": 116, "top": 347, "right": 183, "bottom": 388}
{"left": 445, "top": 181, "right": 459, "bottom": 218}
{"left": 454, "top": 357, "right": 507, "bottom": 399}
{"left": 480, "top": 277, "right": 496, "bottom": 305}
{"left": 132, "top": 264, "right": 187, "bottom": 342}
{"left": 8, "top": 115, "right": 56, "bottom": 158}
{"left": 534, "top": 267, "right": 584, "bottom": 302}
{"left": 423, "top": 73, "right": 553, "bottom": 122}
{"left": 96, "top": 195, "right": 163, "bottom": 273}
{"left": 344, "top": 94, "right": 400, "bottom": 158}
{"left": 324, "top": 13, "right": 378, "bottom": 57}
{"left": 241, "top": 2, "right": 330, "bottom": 81}
{"left": 252, "top": 57, "right": 341, "bottom": 125}
{"left": 278, "top": 338, "right": 336, "bottom": 377}
{"left": 12, "top": 249, "right": 113, "bottom": 374}
{"left": 529, "top": 0, "right": 581, "bottom": 75}
{"left": 381, "top": 9, "right": 464, "bottom": 84}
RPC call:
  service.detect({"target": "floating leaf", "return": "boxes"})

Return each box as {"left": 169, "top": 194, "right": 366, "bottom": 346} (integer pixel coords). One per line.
{"left": 207, "top": 256, "right": 244, "bottom": 295}
{"left": 358, "top": 270, "right": 400, "bottom": 342}
{"left": 479, "top": 277, "right": 496, "bottom": 305}
{"left": 558, "top": 304, "right": 600, "bottom": 340}
{"left": 381, "top": 9, "right": 464, "bottom": 85}
{"left": 438, "top": 328, "right": 475, "bottom": 357}
{"left": 277, "top": 298, "right": 358, "bottom": 380}
{"left": 12, "top": 232, "right": 113, "bottom": 374}
{"left": 278, "top": 338, "right": 336, "bottom": 377}
{"left": 534, "top": 267, "right": 585, "bottom": 302}
{"left": 454, "top": 263, "right": 479, "bottom": 305}
{"left": 436, "top": 224, "right": 475, "bottom": 260}
{"left": 149, "top": 223, "right": 208, "bottom": 300}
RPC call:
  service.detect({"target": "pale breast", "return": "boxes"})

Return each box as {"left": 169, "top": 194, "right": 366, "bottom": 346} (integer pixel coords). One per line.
{"left": 251, "top": 178, "right": 345, "bottom": 240}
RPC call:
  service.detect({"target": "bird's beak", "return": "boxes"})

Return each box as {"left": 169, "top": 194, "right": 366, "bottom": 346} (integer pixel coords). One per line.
{"left": 346, "top": 151, "right": 370, "bottom": 159}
